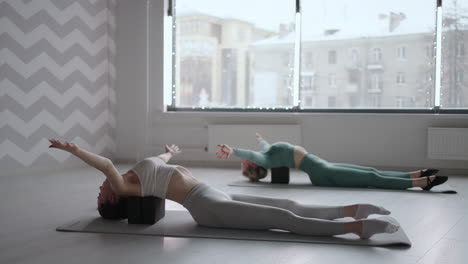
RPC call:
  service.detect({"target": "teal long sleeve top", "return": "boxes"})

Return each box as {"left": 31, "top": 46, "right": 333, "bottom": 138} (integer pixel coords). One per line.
{"left": 232, "top": 140, "right": 412, "bottom": 189}
{"left": 233, "top": 142, "right": 295, "bottom": 169}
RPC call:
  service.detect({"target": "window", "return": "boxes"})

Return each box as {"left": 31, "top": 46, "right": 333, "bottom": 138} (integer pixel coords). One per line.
{"left": 456, "top": 71, "right": 464, "bottom": 83}
{"left": 370, "top": 73, "right": 382, "bottom": 91}
{"left": 370, "top": 94, "right": 381, "bottom": 107}
{"left": 351, "top": 49, "right": 359, "bottom": 66}
{"left": 372, "top": 48, "right": 382, "bottom": 63}
{"left": 301, "top": 74, "right": 315, "bottom": 91}
{"left": 304, "top": 96, "right": 314, "bottom": 107}
{"left": 328, "top": 50, "right": 337, "bottom": 64}
{"left": 397, "top": 72, "right": 406, "bottom": 84}
{"left": 169, "top": 0, "right": 465, "bottom": 112}
{"left": 441, "top": 0, "right": 468, "bottom": 108}
{"left": 328, "top": 73, "right": 337, "bottom": 88}
{"left": 304, "top": 52, "right": 313, "bottom": 68}
{"left": 397, "top": 46, "right": 406, "bottom": 60}
{"left": 173, "top": 0, "right": 296, "bottom": 108}
{"left": 457, "top": 42, "right": 465, "bottom": 57}
{"left": 395, "top": 96, "right": 404, "bottom": 107}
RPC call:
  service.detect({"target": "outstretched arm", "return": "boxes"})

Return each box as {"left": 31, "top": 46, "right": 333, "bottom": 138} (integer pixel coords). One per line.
{"left": 216, "top": 144, "right": 269, "bottom": 168}
{"left": 48, "top": 139, "right": 139, "bottom": 196}
{"left": 255, "top": 132, "right": 271, "bottom": 152}
{"left": 157, "top": 144, "right": 181, "bottom": 163}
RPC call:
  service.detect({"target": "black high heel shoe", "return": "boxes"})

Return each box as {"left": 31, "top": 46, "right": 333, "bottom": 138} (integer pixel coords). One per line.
{"left": 419, "top": 168, "right": 439, "bottom": 177}
{"left": 423, "top": 176, "right": 448, "bottom": 190}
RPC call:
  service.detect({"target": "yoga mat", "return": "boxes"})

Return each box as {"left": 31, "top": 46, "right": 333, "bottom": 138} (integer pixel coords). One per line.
{"left": 57, "top": 210, "right": 411, "bottom": 247}
{"left": 228, "top": 179, "right": 457, "bottom": 194}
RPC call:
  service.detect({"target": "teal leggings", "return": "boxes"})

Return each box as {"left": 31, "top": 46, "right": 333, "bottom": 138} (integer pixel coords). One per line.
{"left": 303, "top": 157, "right": 413, "bottom": 189}
{"left": 234, "top": 140, "right": 413, "bottom": 189}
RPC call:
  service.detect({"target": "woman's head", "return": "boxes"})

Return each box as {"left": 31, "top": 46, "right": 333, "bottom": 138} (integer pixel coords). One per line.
{"left": 97, "top": 179, "right": 127, "bottom": 220}
{"left": 241, "top": 159, "right": 267, "bottom": 182}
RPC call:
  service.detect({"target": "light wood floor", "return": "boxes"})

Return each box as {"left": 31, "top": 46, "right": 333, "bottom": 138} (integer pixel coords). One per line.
{"left": 1, "top": 165, "right": 467, "bottom": 264}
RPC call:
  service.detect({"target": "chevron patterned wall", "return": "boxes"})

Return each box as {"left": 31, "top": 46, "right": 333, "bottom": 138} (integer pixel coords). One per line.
{"left": 0, "top": 0, "right": 117, "bottom": 170}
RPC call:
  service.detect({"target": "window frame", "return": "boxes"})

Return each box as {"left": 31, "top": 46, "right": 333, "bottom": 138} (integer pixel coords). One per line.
{"left": 396, "top": 45, "right": 407, "bottom": 60}
{"left": 328, "top": 50, "right": 337, "bottom": 64}
{"left": 167, "top": 0, "right": 468, "bottom": 114}
{"left": 396, "top": 72, "right": 406, "bottom": 84}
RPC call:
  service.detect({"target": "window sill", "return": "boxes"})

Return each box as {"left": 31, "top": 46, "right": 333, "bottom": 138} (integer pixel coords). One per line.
{"left": 156, "top": 107, "right": 468, "bottom": 118}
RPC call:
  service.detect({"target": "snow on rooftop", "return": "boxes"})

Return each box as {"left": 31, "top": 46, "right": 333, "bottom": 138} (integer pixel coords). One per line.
{"left": 253, "top": 12, "right": 436, "bottom": 46}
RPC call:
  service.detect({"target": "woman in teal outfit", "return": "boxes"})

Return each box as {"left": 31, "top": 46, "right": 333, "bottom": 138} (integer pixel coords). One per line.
{"left": 216, "top": 133, "right": 447, "bottom": 190}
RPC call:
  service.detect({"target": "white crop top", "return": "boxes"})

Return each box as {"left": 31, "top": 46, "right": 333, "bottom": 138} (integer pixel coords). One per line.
{"left": 129, "top": 157, "right": 177, "bottom": 198}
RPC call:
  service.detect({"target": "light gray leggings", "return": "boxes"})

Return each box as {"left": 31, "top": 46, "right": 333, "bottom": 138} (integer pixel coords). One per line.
{"left": 182, "top": 183, "right": 348, "bottom": 236}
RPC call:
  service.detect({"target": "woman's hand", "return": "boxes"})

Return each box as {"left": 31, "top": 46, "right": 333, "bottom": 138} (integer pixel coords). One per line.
{"left": 48, "top": 139, "right": 79, "bottom": 153}
{"left": 216, "top": 144, "right": 233, "bottom": 159}
{"left": 165, "top": 144, "right": 181, "bottom": 156}
{"left": 255, "top": 132, "right": 263, "bottom": 142}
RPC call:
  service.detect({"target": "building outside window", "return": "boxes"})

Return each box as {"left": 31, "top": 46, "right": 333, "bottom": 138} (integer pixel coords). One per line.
{"left": 170, "top": 0, "right": 467, "bottom": 111}
{"left": 397, "top": 46, "right": 406, "bottom": 59}
{"left": 302, "top": 74, "right": 315, "bottom": 91}
{"left": 304, "top": 52, "right": 313, "bottom": 68}
{"left": 370, "top": 73, "right": 381, "bottom": 91}
{"left": 351, "top": 49, "right": 359, "bottom": 67}
{"left": 328, "top": 50, "right": 337, "bottom": 64}
{"left": 457, "top": 42, "right": 465, "bottom": 57}
{"left": 371, "top": 94, "right": 381, "bottom": 107}
{"left": 328, "top": 96, "right": 337, "bottom": 107}
{"left": 456, "top": 71, "right": 464, "bottom": 83}
{"left": 395, "top": 96, "right": 404, "bottom": 107}
{"left": 328, "top": 73, "right": 337, "bottom": 88}
{"left": 397, "top": 72, "right": 406, "bottom": 84}
{"left": 372, "top": 48, "right": 382, "bottom": 63}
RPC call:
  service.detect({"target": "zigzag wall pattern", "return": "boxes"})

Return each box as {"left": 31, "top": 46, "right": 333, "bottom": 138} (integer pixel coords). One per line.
{"left": 0, "top": 0, "right": 117, "bottom": 170}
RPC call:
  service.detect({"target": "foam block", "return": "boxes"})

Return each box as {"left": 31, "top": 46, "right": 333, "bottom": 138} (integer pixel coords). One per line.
{"left": 271, "top": 167, "right": 290, "bottom": 184}
{"left": 127, "top": 196, "right": 165, "bottom": 225}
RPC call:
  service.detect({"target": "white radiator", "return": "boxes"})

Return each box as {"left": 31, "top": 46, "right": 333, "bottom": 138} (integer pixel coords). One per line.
{"left": 428, "top": 127, "right": 468, "bottom": 160}
{"left": 208, "top": 125, "right": 301, "bottom": 153}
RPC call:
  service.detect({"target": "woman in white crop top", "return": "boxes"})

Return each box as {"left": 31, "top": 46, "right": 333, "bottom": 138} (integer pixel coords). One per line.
{"left": 48, "top": 139, "right": 401, "bottom": 239}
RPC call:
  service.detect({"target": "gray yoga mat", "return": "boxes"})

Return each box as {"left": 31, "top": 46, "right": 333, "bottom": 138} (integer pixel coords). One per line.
{"left": 228, "top": 179, "right": 457, "bottom": 194}
{"left": 57, "top": 210, "right": 411, "bottom": 247}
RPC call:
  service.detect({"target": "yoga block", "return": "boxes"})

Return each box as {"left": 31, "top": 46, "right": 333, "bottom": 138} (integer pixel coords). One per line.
{"left": 127, "top": 196, "right": 165, "bottom": 225}
{"left": 271, "top": 167, "right": 290, "bottom": 184}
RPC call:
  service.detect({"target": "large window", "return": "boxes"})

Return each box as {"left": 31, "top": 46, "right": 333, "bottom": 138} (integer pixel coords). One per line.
{"left": 172, "top": 0, "right": 295, "bottom": 109}
{"left": 167, "top": 0, "right": 468, "bottom": 112}
{"left": 300, "top": 0, "right": 434, "bottom": 109}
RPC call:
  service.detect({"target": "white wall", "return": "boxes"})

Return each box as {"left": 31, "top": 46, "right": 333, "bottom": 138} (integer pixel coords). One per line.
{"left": 115, "top": 0, "right": 149, "bottom": 161}
{"left": 115, "top": 0, "right": 468, "bottom": 173}
{"left": 1, "top": 0, "right": 116, "bottom": 172}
